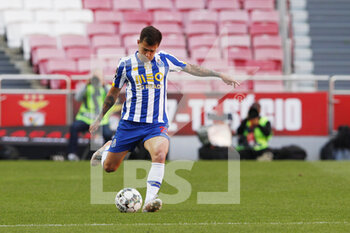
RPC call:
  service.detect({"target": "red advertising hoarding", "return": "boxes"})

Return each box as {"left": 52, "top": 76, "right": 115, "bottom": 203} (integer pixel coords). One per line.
{"left": 166, "top": 92, "right": 329, "bottom": 136}
{"left": 1, "top": 94, "right": 67, "bottom": 126}
{"left": 3, "top": 92, "right": 347, "bottom": 136}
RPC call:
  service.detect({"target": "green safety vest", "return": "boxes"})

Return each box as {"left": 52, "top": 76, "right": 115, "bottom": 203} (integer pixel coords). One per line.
{"left": 75, "top": 84, "right": 109, "bottom": 125}
{"left": 238, "top": 117, "right": 272, "bottom": 151}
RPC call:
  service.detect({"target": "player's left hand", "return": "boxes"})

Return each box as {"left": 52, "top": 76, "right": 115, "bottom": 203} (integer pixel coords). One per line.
{"left": 220, "top": 74, "right": 240, "bottom": 88}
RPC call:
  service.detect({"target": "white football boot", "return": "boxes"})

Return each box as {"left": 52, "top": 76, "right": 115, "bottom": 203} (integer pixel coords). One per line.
{"left": 90, "top": 140, "right": 111, "bottom": 166}
{"left": 142, "top": 196, "right": 162, "bottom": 212}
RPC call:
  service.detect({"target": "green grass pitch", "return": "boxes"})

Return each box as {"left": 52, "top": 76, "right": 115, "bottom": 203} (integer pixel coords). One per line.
{"left": 0, "top": 161, "right": 349, "bottom": 233}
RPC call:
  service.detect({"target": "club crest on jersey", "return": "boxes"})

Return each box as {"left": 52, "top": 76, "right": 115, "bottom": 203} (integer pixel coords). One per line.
{"left": 156, "top": 58, "right": 164, "bottom": 67}
{"left": 111, "top": 138, "right": 117, "bottom": 148}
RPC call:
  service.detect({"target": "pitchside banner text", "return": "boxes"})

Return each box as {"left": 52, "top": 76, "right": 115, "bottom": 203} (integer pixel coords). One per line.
{"left": 3, "top": 92, "right": 349, "bottom": 135}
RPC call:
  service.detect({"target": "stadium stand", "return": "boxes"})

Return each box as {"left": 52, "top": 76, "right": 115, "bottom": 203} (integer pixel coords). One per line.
{"left": 0, "top": 0, "right": 286, "bottom": 89}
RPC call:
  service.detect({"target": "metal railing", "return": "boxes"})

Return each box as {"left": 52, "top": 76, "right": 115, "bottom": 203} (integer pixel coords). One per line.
{"left": 329, "top": 76, "right": 350, "bottom": 135}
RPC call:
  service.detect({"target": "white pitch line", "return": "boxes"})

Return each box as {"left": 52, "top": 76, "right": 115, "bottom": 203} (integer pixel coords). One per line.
{"left": 0, "top": 222, "right": 348, "bottom": 228}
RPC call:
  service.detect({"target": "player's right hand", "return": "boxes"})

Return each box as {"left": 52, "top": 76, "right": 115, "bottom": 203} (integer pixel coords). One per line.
{"left": 89, "top": 120, "right": 100, "bottom": 134}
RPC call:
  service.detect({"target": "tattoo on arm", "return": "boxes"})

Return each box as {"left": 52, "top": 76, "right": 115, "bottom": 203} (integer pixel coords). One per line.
{"left": 184, "top": 64, "right": 221, "bottom": 78}
{"left": 96, "top": 87, "right": 120, "bottom": 121}
{"left": 102, "top": 95, "right": 115, "bottom": 116}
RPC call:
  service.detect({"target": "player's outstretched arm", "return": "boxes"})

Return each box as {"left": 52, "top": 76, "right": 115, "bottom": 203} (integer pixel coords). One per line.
{"left": 183, "top": 63, "right": 240, "bottom": 88}
{"left": 89, "top": 86, "right": 121, "bottom": 134}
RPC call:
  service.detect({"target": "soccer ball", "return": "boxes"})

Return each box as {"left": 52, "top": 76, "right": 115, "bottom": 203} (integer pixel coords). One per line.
{"left": 115, "top": 188, "right": 143, "bottom": 213}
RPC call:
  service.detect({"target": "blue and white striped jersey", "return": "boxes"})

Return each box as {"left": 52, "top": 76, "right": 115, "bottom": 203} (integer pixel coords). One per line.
{"left": 112, "top": 51, "right": 187, "bottom": 124}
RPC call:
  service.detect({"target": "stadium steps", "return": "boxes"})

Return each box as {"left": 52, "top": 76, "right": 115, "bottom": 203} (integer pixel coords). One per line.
{"left": 0, "top": 36, "right": 34, "bottom": 88}
{"left": 310, "top": 37, "right": 350, "bottom": 50}
{"left": 312, "top": 49, "right": 350, "bottom": 61}
{"left": 308, "top": 23, "right": 350, "bottom": 37}
{"left": 307, "top": 0, "right": 350, "bottom": 77}
{"left": 306, "top": 0, "right": 350, "bottom": 10}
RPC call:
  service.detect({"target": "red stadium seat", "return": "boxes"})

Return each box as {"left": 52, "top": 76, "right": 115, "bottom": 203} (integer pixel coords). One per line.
{"left": 244, "top": 0, "right": 275, "bottom": 11}
{"left": 186, "top": 23, "right": 217, "bottom": 37}
{"left": 25, "top": 35, "right": 57, "bottom": 61}
{"left": 164, "top": 48, "right": 188, "bottom": 60}
{"left": 91, "top": 35, "right": 121, "bottom": 50}
{"left": 221, "top": 35, "right": 251, "bottom": 50}
{"left": 254, "top": 48, "right": 283, "bottom": 70}
{"left": 153, "top": 11, "right": 183, "bottom": 25}
{"left": 250, "top": 23, "right": 279, "bottom": 36}
{"left": 83, "top": 0, "right": 112, "bottom": 10}
{"left": 255, "top": 48, "right": 283, "bottom": 61}
{"left": 191, "top": 47, "right": 221, "bottom": 64}
{"left": 123, "top": 34, "right": 140, "bottom": 50}
{"left": 188, "top": 10, "right": 218, "bottom": 25}
{"left": 219, "top": 10, "right": 249, "bottom": 24}
{"left": 60, "top": 35, "right": 90, "bottom": 49}
{"left": 32, "top": 48, "right": 66, "bottom": 66}
{"left": 208, "top": 0, "right": 240, "bottom": 11}
{"left": 41, "top": 59, "right": 77, "bottom": 75}
{"left": 40, "top": 59, "right": 80, "bottom": 89}
{"left": 253, "top": 35, "right": 281, "bottom": 49}
{"left": 126, "top": 46, "right": 139, "bottom": 55}
{"left": 251, "top": 10, "right": 279, "bottom": 25}
{"left": 123, "top": 11, "right": 153, "bottom": 24}
{"left": 202, "top": 59, "right": 230, "bottom": 73}
{"left": 94, "top": 10, "right": 123, "bottom": 24}
{"left": 113, "top": 0, "right": 141, "bottom": 11}
{"left": 66, "top": 48, "right": 92, "bottom": 60}
{"left": 160, "top": 34, "right": 186, "bottom": 48}
{"left": 245, "top": 60, "right": 276, "bottom": 72}
{"left": 96, "top": 47, "right": 126, "bottom": 59}
{"left": 188, "top": 35, "right": 218, "bottom": 50}
{"left": 29, "top": 35, "right": 57, "bottom": 51}
{"left": 175, "top": 0, "right": 205, "bottom": 11}
{"left": 250, "top": 10, "right": 280, "bottom": 36}
{"left": 77, "top": 57, "right": 107, "bottom": 74}
{"left": 143, "top": 0, "right": 173, "bottom": 11}
{"left": 77, "top": 58, "right": 91, "bottom": 74}
{"left": 120, "top": 23, "right": 147, "bottom": 37}
{"left": 86, "top": 23, "right": 116, "bottom": 37}
{"left": 219, "top": 23, "right": 248, "bottom": 35}
{"left": 225, "top": 47, "right": 252, "bottom": 66}
{"left": 152, "top": 23, "right": 183, "bottom": 35}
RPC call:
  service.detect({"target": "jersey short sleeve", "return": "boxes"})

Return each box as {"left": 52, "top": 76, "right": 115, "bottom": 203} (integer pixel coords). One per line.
{"left": 160, "top": 51, "right": 187, "bottom": 72}
{"left": 112, "top": 59, "right": 127, "bottom": 88}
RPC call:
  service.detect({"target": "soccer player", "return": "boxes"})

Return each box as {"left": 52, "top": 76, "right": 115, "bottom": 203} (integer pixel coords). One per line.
{"left": 89, "top": 26, "right": 240, "bottom": 212}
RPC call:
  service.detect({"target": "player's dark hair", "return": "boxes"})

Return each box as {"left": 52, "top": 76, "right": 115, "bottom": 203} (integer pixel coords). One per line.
{"left": 140, "top": 26, "right": 162, "bottom": 46}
